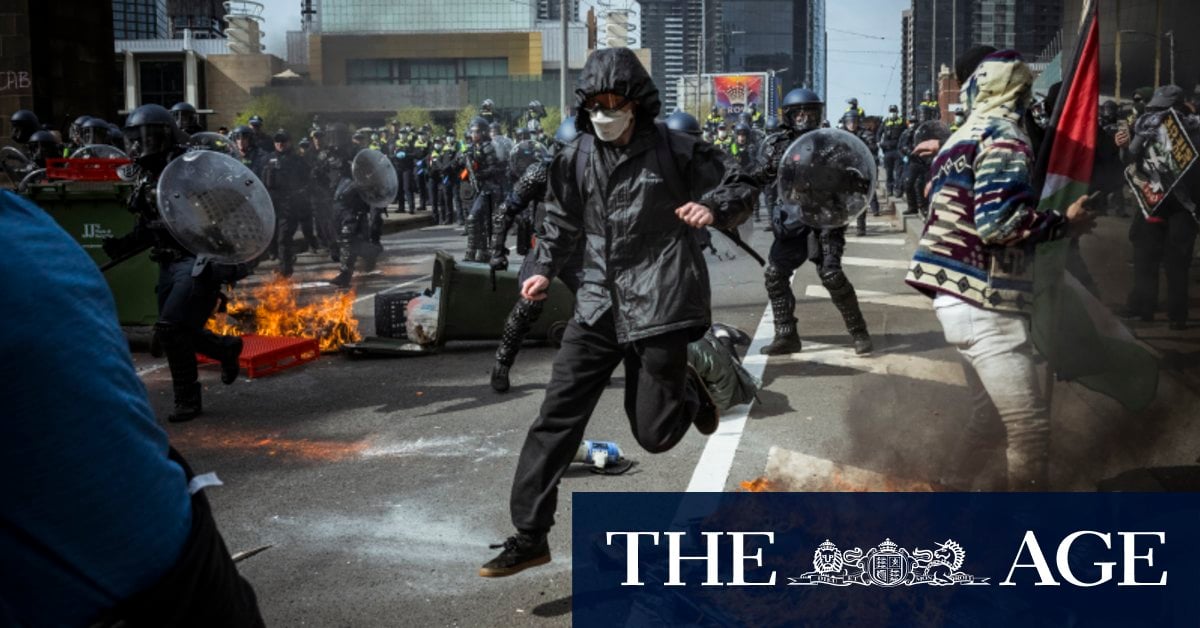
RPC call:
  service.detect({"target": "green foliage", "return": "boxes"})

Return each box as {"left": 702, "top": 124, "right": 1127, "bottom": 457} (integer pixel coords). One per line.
{"left": 539, "top": 107, "right": 563, "bottom": 137}
{"left": 234, "top": 94, "right": 307, "bottom": 139}
{"left": 453, "top": 105, "right": 480, "bottom": 139}
{"left": 392, "top": 107, "right": 434, "bottom": 130}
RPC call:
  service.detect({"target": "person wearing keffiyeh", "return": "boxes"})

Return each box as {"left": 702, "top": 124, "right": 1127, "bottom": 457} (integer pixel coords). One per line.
{"left": 905, "top": 50, "right": 1093, "bottom": 492}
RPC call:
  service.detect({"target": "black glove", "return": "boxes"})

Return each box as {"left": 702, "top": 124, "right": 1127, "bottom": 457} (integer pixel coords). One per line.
{"left": 489, "top": 248, "right": 509, "bottom": 271}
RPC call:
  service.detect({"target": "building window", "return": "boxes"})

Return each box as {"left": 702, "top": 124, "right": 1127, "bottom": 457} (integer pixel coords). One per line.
{"left": 346, "top": 57, "right": 509, "bottom": 85}
{"left": 139, "top": 60, "right": 184, "bottom": 107}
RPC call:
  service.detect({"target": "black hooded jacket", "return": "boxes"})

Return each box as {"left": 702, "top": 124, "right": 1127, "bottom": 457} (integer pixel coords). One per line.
{"left": 532, "top": 48, "right": 755, "bottom": 343}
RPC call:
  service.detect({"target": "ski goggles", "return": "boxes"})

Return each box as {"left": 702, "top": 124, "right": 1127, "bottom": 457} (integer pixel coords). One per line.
{"left": 580, "top": 93, "right": 633, "bottom": 114}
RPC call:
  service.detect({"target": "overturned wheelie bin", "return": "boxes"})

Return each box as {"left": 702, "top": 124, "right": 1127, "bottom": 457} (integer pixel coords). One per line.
{"left": 343, "top": 250, "right": 575, "bottom": 356}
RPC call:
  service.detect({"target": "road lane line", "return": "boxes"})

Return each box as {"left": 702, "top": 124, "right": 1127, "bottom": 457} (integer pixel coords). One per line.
{"left": 803, "top": 285, "right": 931, "bottom": 311}
{"left": 353, "top": 274, "right": 433, "bottom": 304}
{"left": 841, "top": 256, "right": 911, "bottom": 270}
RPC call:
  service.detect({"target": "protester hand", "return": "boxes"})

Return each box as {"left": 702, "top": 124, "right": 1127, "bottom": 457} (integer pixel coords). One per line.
{"left": 521, "top": 275, "right": 551, "bottom": 301}
{"left": 1114, "top": 128, "right": 1130, "bottom": 148}
{"left": 913, "top": 139, "right": 941, "bottom": 157}
{"left": 675, "top": 202, "right": 715, "bottom": 228}
{"left": 1065, "top": 194, "right": 1097, "bottom": 236}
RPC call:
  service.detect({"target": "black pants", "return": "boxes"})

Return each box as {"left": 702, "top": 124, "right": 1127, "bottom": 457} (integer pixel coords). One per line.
{"left": 441, "top": 177, "right": 461, "bottom": 224}
{"left": 155, "top": 259, "right": 238, "bottom": 400}
{"left": 401, "top": 168, "right": 418, "bottom": 213}
{"left": 1127, "top": 210, "right": 1198, "bottom": 322}
{"left": 275, "top": 200, "right": 311, "bottom": 275}
{"left": 883, "top": 150, "right": 901, "bottom": 195}
{"left": 426, "top": 175, "right": 441, "bottom": 219}
{"left": 510, "top": 311, "right": 701, "bottom": 534}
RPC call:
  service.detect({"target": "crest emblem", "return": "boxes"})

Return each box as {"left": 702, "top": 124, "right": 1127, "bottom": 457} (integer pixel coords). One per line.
{"left": 789, "top": 538, "right": 989, "bottom": 587}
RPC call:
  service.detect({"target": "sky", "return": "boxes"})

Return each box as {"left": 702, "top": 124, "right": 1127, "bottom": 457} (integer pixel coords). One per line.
{"left": 825, "top": 0, "right": 909, "bottom": 117}
{"left": 256, "top": 0, "right": 908, "bottom": 116}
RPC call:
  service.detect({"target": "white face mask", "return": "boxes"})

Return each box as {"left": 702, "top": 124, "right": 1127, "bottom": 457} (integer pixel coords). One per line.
{"left": 590, "top": 107, "right": 634, "bottom": 142}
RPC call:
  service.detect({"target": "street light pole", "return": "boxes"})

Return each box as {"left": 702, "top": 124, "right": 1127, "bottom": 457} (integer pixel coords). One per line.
{"left": 560, "top": 0, "right": 569, "bottom": 117}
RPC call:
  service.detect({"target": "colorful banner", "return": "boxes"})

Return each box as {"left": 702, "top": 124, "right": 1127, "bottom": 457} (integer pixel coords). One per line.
{"left": 712, "top": 74, "right": 764, "bottom": 114}
{"left": 572, "top": 492, "right": 1200, "bottom": 627}
{"left": 1124, "top": 108, "right": 1199, "bottom": 217}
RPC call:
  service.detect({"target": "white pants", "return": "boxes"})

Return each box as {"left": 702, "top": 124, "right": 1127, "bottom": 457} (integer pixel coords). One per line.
{"left": 934, "top": 296, "right": 1050, "bottom": 490}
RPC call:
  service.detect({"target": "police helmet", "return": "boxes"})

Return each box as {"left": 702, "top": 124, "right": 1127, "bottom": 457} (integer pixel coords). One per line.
{"left": 298, "top": 138, "right": 311, "bottom": 149}
{"left": 124, "top": 104, "right": 180, "bottom": 157}
{"left": 10, "top": 109, "right": 40, "bottom": 143}
{"left": 764, "top": 115, "right": 781, "bottom": 132}
{"left": 273, "top": 129, "right": 291, "bottom": 143}
{"left": 781, "top": 88, "right": 825, "bottom": 130}
{"left": 665, "top": 111, "right": 702, "bottom": 136}
{"left": 489, "top": 121, "right": 502, "bottom": 134}
{"left": 922, "top": 89, "right": 934, "bottom": 101}
{"left": 481, "top": 99, "right": 495, "bottom": 111}
{"left": 469, "top": 117, "right": 490, "bottom": 137}
{"left": 230, "top": 125, "right": 254, "bottom": 139}
{"left": 70, "top": 115, "right": 93, "bottom": 143}
{"left": 248, "top": 114, "right": 264, "bottom": 127}
{"left": 82, "top": 117, "right": 111, "bottom": 145}
{"left": 889, "top": 104, "right": 899, "bottom": 113}
{"left": 170, "top": 102, "right": 199, "bottom": 127}
{"left": 733, "top": 123, "right": 751, "bottom": 136}
{"left": 847, "top": 97, "right": 859, "bottom": 107}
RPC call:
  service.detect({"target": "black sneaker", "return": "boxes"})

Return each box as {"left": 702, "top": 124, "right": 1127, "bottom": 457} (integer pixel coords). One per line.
{"left": 491, "top": 363, "right": 511, "bottom": 393}
{"left": 479, "top": 533, "right": 550, "bottom": 577}
{"left": 221, "top": 337, "right": 243, "bottom": 385}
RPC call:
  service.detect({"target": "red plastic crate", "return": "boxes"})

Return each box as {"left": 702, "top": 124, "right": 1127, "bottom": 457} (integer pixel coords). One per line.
{"left": 44, "top": 158, "right": 131, "bottom": 181}
{"left": 199, "top": 335, "right": 320, "bottom": 379}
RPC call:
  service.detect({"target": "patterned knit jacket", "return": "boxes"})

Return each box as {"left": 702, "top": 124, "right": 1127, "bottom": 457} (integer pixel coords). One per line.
{"left": 906, "top": 50, "right": 1068, "bottom": 315}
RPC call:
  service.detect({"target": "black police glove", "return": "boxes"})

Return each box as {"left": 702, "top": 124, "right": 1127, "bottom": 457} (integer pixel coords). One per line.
{"left": 489, "top": 248, "right": 509, "bottom": 272}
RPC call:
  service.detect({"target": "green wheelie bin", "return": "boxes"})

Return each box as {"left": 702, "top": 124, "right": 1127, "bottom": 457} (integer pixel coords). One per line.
{"left": 430, "top": 250, "right": 574, "bottom": 346}
{"left": 23, "top": 181, "right": 159, "bottom": 327}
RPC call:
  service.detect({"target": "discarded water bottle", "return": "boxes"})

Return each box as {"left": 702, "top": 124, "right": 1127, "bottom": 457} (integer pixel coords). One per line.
{"left": 574, "top": 440, "right": 623, "bottom": 469}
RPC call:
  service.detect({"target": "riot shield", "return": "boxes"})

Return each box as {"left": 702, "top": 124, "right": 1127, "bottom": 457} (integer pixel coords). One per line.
{"left": 776, "top": 128, "right": 878, "bottom": 229}
{"left": 155, "top": 150, "right": 275, "bottom": 263}
{"left": 1, "top": 146, "right": 31, "bottom": 181}
{"left": 510, "top": 140, "right": 548, "bottom": 178}
{"left": 187, "top": 131, "right": 238, "bottom": 156}
{"left": 351, "top": 148, "right": 399, "bottom": 207}
{"left": 70, "top": 145, "right": 129, "bottom": 159}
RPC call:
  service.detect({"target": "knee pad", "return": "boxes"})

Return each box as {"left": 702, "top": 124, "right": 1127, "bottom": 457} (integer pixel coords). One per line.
{"left": 820, "top": 270, "right": 848, "bottom": 291}
{"left": 763, "top": 264, "right": 791, "bottom": 292}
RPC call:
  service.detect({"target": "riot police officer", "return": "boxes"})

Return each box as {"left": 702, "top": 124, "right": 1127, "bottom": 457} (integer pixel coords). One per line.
{"left": 330, "top": 145, "right": 384, "bottom": 289}
{"left": 67, "top": 115, "right": 92, "bottom": 154}
{"left": 247, "top": 115, "right": 273, "bottom": 152}
{"left": 170, "top": 102, "right": 203, "bottom": 135}
{"left": 705, "top": 105, "right": 723, "bottom": 133}
{"left": 746, "top": 88, "right": 873, "bottom": 355}
{"left": 846, "top": 97, "right": 865, "bottom": 119}
{"left": 262, "top": 130, "right": 314, "bottom": 277}
{"left": 486, "top": 117, "right": 583, "bottom": 392}
{"left": 81, "top": 117, "right": 112, "bottom": 147}
{"left": 459, "top": 116, "right": 506, "bottom": 262}
{"left": 312, "top": 124, "right": 352, "bottom": 255}
{"left": 479, "top": 99, "right": 497, "bottom": 124}
{"left": 412, "top": 127, "right": 432, "bottom": 211}
{"left": 746, "top": 102, "right": 764, "bottom": 129}
{"left": 843, "top": 110, "right": 881, "bottom": 236}
{"left": 27, "top": 130, "right": 60, "bottom": 168}
{"left": 105, "top": 104, "right": 244, "bottom": 422}
{"left": 439, "top": 128, "right": 463, "bottom": 225}
{"left": 9, "top": 110, "right": 40, "bottom": 154}
{"left": 395, "top": 129, "right": 419, "bottom": 213}
{"left": 877, "top": 104, "right": 906, "bottom": 197}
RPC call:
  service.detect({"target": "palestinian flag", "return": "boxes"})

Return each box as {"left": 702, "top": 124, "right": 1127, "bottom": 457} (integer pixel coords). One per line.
{"left": 1031, "top": 0, "right": 1159, "bottom": 412}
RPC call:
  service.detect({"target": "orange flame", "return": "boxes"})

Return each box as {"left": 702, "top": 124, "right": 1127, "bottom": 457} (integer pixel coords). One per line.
{"left": 206, "top": 276, "right": 361, "bottom": 352}
{"left": 739, "top": 477, "right": 776, "bottom": 492}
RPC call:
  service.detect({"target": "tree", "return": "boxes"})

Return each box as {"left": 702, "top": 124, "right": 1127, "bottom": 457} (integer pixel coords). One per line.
{"left": 234, "top": 94, "right": 307, "bottom": 140}
{"left": 453, "top": 105, "right": 480, "bottom": 140}
{"left": 539, "top": 107, "right": 563, "bottom": 137}
{"left": 393, "top": 107, "right": 434, "bottom": 131}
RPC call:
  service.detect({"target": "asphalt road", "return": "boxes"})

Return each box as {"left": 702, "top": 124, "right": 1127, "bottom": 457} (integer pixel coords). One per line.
{"left": 130, "top": 198, "right": 1198, "bottom": 626}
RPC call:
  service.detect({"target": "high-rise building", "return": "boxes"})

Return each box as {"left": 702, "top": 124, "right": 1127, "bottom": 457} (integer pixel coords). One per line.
{"left": 902, "top": 0, "right": 1062, "bottom": 111}
{"left": 166, "top": 0, "right": 224, "bottom": 38}
{"left": 722, "top": 0, "right": 826, "bottom": 103}
{"left": 538, "top": 0, "right": 580, "bottom": 22}
{"left": 113, "top": 0, "right": 169, "bottom": 40}
{"left": 640, "top": 0, "right": 725, "bottom": 112}
{"left": 972, "top": 0, "right": 1062, "bottom": 59}
{"left": 313, "top": 0, "right": 536, "bottom": 33}
{"left": 904, "top": 0, "right": 971, "bottom": 112}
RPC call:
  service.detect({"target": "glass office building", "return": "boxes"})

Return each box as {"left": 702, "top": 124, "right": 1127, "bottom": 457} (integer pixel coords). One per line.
{"left": 316, "top": 0, "right": 537, "bottom": 33}
{"left": 113, "top": 0, "right": 170, "bottom": 40}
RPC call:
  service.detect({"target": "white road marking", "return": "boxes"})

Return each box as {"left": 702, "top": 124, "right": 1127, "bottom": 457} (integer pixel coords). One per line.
{"left": 780, "top": 341, "right": 965, "bottom": 387}
{"left": 803, "top": 285, "right": 931, "bottom": 311}
{"left": 353, "top": 274, "right": 433, "bottom": 304}
{"left": 136, "top": 363, "right": 167, "bottom": 377}
{"left": 845, "top": 236, "right": 908, "bottom": 246}
{"left": 686, "top": 302, "right": 775, "bottom": 493}
{"left": 841, "top": 256, "right": 911, "bottom": 270}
